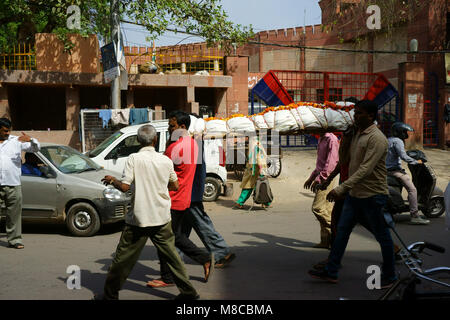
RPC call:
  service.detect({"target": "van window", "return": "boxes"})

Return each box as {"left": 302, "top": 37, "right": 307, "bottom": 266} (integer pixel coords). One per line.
{"left": 89, "top": 131, "right": 123, "bottom": 158}
{"left": 107, "top": 135, "right": 141, "bottom": 159}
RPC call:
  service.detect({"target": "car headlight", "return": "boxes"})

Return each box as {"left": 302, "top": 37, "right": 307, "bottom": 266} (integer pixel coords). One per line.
{"left": 103, "top": 186, "right": 124, "bottom": 201}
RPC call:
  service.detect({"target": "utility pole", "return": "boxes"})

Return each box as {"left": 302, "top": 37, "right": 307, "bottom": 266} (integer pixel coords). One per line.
{"left": 110, "top": 0, "right": 121, "bottom": 109}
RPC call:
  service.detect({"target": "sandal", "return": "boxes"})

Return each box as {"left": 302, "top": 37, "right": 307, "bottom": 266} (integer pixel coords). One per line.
{"left": 204, "top": 255, "right": 214, "bottom": 282}
{"left": 232, "top": 203, "right": 244, "bottom": 210}
{"left": 146, "top": 279, "right": 175, "bottom": 288}
{"left": 8, "top": 243, "right": 24, "bottom": 249}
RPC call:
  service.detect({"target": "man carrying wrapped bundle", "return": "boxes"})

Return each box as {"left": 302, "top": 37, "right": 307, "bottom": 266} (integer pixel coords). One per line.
{"left": 303, "top": 132, "right": 339, "bottom": 249}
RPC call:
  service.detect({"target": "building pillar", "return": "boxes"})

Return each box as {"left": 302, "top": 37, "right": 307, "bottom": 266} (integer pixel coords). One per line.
{"left": 398, "top": 62, "right": 425, "bottom": 149}
{"left": 0, "top": 85, "right": 10, "bottom": 119}
{"left": 65, "top": 86, "right": 80, "bottom": 131}
{"left": 225, "top": 56, "right": 249, "bottom": 117}
{"left": 188, "top": 102, "right": 199, "bottom": 115}
{"left": 154, "top": 105, "right": 163, "bottom": 120}
{"left": 215, "top": 88, "right": 227, "bottom": 118}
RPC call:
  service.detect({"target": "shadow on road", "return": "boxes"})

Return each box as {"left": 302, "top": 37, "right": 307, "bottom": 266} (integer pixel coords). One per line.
{"left": 235, "top": 232, "right": 316, "bottom": 249}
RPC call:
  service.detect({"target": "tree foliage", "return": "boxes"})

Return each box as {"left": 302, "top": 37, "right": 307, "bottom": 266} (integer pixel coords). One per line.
{"left": 321, "top": 0, "right": 426, "bottom": 44}
{"left": 0, "top": 0, "right": 253, "bottom": 52}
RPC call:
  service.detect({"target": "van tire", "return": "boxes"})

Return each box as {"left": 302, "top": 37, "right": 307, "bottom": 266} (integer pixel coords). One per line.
{"left": 66, "top": 203, "right": 101, "bottom": 237}
{"left": 203, "top": 177, "right": 221, "bottom": 202}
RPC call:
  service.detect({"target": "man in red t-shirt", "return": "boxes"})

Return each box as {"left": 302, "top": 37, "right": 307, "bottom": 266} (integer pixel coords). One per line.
{"left": 147, "top": 111, "right": 213, "bottom": 289}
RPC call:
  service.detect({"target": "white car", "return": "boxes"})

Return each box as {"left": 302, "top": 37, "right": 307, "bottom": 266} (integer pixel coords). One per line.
{"left": 86, "top": 120, "right": 230, "bottom": 201}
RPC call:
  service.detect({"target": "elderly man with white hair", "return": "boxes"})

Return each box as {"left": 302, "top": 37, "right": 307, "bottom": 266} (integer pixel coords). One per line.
{"left": 95, "top": 124, "right": 199, "bottom": 300}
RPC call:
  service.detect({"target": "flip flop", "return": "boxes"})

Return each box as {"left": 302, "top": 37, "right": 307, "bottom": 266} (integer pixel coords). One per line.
{"left": 146, "top": 279, "right": 175, "bottom": 288}
{"left": 8, "top": 243, "right": 24, "bottom": 249}
{"left": 204, "top": 255, "right": 214, "bottom": 282}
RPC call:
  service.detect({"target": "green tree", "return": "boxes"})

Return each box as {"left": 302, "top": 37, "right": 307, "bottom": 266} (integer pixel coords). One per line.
{"left": 0, "top": 0, "right": 253, "bottom": 52}
{"left": 321, "top": 0, "right": 425, "bottom": 44}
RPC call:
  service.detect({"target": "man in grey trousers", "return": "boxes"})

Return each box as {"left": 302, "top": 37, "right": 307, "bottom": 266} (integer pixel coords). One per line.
{"left": 0, "top": 118, "right": 40, "bottom": 249}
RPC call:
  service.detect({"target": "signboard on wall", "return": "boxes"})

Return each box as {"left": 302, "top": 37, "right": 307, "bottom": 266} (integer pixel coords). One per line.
{"left": 101, "top": 42, "right": 119, "bottom": 83}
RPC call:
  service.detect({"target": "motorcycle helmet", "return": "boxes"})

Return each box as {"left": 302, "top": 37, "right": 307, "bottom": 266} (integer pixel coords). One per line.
{"left": 391, "top": 122, "right": 414, "bottom": 140}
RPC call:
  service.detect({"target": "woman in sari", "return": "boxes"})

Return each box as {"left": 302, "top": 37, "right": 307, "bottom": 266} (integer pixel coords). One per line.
{"left": 234, "top": 136, "right": 270, "bottom": 209}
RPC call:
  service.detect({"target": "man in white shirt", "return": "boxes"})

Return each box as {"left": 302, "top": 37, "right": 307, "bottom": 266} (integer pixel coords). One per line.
{"left": 96, "top": 125, "right": 199, "bottom": 300}
{"left": 0, "top": 118, "right": 40, "bottom": 249}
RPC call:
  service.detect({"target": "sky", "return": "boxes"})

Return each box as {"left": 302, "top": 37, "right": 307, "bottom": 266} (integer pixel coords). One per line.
{"left": 121, "top": 0, "right": 323, "bottom": 48}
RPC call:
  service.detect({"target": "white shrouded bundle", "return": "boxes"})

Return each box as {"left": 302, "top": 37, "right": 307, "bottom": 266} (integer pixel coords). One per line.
{"left": 263, "top": 111, "right": 275, "bottom": 129}
{"left": 308, "top": 107, "right": 328, "bottom": 129}
{"left": 274, "top": 110, "right": 299, "bottom": 132}
{"left": 336, "top": 101, "right": 355, "bottom": 108}
{"left": 290, "top": 109, "right": 305, "bottom": 130}
{"left": 188, "top": 115, "right": 197, "bottom": 135}
{"left": 227, "top": 117, "right": 256, "bottom": 133}
{"left": 326, "top": 109, "right": 351, "bottom": 131}
{"left": 205, "top": 119, "right": 227, "bottom": 137}
{"left": 295, "top": 106, "right": 321, "bottom": 129}
{"left": 251, "top": 115, "right": 269, "bottom": 129}
{"left": 194, "top": 118, "right": 206, "bottom": 134}
{"left": 204, "top": 102, "right": 357, "bottom": 136}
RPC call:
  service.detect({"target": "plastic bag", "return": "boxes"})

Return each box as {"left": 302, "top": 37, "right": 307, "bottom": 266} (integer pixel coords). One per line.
{"left": 274, "top": 109, "right": 299, "bottom": 132}
{"left": 251, "top": 115, "right": 269, "bottom": 129}
{"left": 263, "top": 111, "right": 275, "bottom": 129}
{"left": 296, "top": 106, "right": 321, "bottom": 129}
{"left": 227, "top": 117, "right": 256, "bottom": 133}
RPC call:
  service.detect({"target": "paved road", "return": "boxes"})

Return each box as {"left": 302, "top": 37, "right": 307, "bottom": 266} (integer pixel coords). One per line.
{"left": 1, "top": 149, "right": 449, "bottom": 300}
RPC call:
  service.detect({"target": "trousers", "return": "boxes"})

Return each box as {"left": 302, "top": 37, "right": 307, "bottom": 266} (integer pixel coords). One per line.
{"left": 0, "top": 186, "right": 23, "bottom": 245}
{"left": 103, "top": 223, "right": 197, "bottom": 299}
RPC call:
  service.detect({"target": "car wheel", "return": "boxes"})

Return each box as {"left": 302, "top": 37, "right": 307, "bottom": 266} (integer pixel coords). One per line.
{"left": 203, "top": 177, "right": 221, "bottom": 202}
{"left": 267, "top": 156, "right": 282, "bottom": 178}
{"left": 422, "top": 197, "right": 445, "bottom": 218}
{"left": 66, "top": 202, "right": 101, "bottom": 237}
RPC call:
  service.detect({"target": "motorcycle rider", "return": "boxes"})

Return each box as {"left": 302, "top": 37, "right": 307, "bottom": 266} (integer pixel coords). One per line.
{"left": 386, "top": 122, "right": 430, "bottom": 225}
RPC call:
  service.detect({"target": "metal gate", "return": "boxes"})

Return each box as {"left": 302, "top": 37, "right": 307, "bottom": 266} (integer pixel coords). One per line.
{"left": 252, "top": 70, "right": 399, "bottom": 148}
{"left": 423, "top": 72, "right": 439, "bottom": 147}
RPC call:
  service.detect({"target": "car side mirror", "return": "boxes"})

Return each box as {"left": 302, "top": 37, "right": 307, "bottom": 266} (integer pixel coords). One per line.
{"left": 39, "top": 166, "right": 56, "bottom": 179}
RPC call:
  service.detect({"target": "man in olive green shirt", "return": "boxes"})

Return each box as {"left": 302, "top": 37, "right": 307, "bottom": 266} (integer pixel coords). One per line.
{"left": 309, "top": 100, "right": 397, "bottom": 289}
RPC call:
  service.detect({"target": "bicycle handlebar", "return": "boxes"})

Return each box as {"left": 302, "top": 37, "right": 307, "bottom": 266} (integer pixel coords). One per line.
{"left": 424, "top": 242, "right": 446, "bottom": 254}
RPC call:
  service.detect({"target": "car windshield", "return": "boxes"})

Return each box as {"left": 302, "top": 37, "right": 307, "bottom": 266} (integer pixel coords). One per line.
{"left": 41, "top": 146, "right": 102, "bottom": 174}
{"left": 88, "top": 131, "right": 123, "bottom": 158}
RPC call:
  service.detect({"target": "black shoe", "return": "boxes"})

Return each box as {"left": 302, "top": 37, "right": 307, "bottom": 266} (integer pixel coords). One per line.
{"left": 312, "top": 259, "right": 328, "bottom": 271}
{"left": 215, "top": 253, "right": 236, "bottom": 268}
{"left": 308, "top": 269, "right": 338, "bottom": 284}
{"left": 174, "top": 293, "right": 200, "bottom": 300}
{"left": 92, "top": 293, "right": 106, "bottom": 300}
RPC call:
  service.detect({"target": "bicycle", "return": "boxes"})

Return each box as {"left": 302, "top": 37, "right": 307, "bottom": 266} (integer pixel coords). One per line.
{"left": 379, "top": 213, "right": 450, "bottom": 300}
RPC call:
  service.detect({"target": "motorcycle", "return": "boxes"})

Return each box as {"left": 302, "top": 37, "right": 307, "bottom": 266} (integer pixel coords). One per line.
{"left": 386, "top": 150, "right": 445, "bottom": 219}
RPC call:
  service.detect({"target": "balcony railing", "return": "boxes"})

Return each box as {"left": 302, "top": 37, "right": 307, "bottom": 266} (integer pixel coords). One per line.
{"left": 0, "top": 44, "right": 36, "bottom": 71}
{"left": 125, "top": 46, "right": 224, "bottom": 75}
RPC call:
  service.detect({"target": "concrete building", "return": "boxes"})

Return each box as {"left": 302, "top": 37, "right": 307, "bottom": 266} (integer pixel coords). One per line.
{"left": 0, "top": 34, "right": 248, "bottom": 150}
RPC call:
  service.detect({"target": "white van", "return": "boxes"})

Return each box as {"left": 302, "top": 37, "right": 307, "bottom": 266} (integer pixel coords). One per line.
{"left": 86, "top": 120, "right": 230, "bottom": 201}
